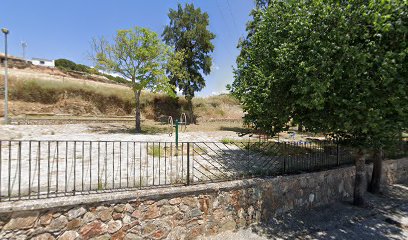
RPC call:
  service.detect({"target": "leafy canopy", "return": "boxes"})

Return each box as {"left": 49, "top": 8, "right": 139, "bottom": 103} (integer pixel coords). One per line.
{"left": 162, "top": 3, "right": 215, "bottom": 99}
{"left": 232, "top": 0, "right": 408, "bottom": 148}
{"left": 92, "top": 27, "right": 173, "bottom": 94}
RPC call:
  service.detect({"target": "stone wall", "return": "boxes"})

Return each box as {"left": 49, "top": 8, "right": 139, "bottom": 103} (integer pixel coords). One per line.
{"left": 0, "top": 157, "right": 406, "bottom": 240}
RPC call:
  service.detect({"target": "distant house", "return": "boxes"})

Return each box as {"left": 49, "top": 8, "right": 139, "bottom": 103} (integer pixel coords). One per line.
{"left": 31, "top": 58, "right": 55, "bottom": 68}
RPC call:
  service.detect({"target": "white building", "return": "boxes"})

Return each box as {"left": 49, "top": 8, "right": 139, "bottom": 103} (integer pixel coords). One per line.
{"left": 31, "top": 58, "right": 55, "bottom": 68}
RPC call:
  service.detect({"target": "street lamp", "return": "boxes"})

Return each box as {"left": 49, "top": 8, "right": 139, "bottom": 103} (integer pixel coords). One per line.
{"left": 2, "top": 28, "right": 9, "bottom": 124}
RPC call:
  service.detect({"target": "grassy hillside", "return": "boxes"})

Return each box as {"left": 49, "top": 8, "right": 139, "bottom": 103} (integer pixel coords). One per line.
{"left": 0, "top": 76, "right": 243, "bottom": 121}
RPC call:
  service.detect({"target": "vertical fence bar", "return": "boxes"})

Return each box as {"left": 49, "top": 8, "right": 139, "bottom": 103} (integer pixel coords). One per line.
{"left": 37, "top": 141, "right": 41, "bottom": 199}
{"left": 152, "top": 142, "right": 155, "bottom": 186}
{"left": 89, "top": 141, "right": 92, "bottom": 191}
{"left": 170, "top": 142, "right": 173, "bottom": 184}
{"left": 28, "top": 141, "right": 31, "bottom": 199}
{"left": 119, "top": 141, "right": 122, "bottom": 189}
{"left": 105, "top": 142, "right": 108, "bottom": 189}
{"left": 73, "top": 141, "right": 76, "bottom": 196}
{"left": 65, "top": 141, "right": 68, "bottom": 195}
{"left": 0, "top": 141, "right": 2, "bottom": 201}
{"left": 159, "top": 142, "right": 161, "bottom": 185}
{"left": 8, "top": 141, "right": 11, "bottom": 200}
{"left": 56, "top": 141, "right": 59, "bottom": 196}
{"left": 186, "top": 142, "right": 190, "bottom": 186}
{"left": 139, "top": 142, "right": 141, "bottom": 189}
{"left": 18, "top": 141, "right": 21, "bottom": 199}
{"left": 164, "top": 142, "right": 167, "bottom": 185}
{"left": 146, "top": 143, "right": 148, "bottom": 186}
{"left": 97, "top": 142, "right": 100, "bottom": 191}
{"left": 47, "top": 141, "right": 50, "bottom": 197}
{"left": 126, "top": 142, "right": 129, "bottom": 188}
{"left": 81, "top": 141, "right": 84, "bottom": 192}
{"left": 112, "top": 142, "right": 115, "bottom": 189}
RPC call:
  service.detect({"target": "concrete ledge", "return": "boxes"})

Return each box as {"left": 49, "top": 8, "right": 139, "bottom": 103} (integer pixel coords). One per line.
{"left": 0, "top": 178, "right": 261, "bottom": 213}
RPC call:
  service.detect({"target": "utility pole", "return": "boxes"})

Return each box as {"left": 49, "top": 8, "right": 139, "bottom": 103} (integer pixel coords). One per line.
{"left": 21, "top": 41, "right": 27, "bottom": 62}
{"left": 2, "top": 28, "right": 9, "bottom": 124}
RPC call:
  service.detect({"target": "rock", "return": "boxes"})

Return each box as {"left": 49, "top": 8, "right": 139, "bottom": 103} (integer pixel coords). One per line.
{"left": 144, "top": 205, "right": 160, "bottom": 219}
{"left": 31, "top": 233, "right": 55, "bottom": 240}
{"left": 124, "top": 233, "right": 142, "bottom": 240}
{"left": 67, "top": 207, "right": 87, "bottom": 220}
{"left": 220, "top": 220, "right": 236, "bottom": 232}
{"left": 199, "top": 197, "right": 211, "bottom": 215}
{"left": 47, "top": 215, "right": 68, "bottom": 232}
{"left": 39, "top": 213, "right": 53, "bottom": 226}
{"left": 123, "top": 215, "right": 132, "bottom": 224}
{"left": 66, "top": 218, "right": 83, "bottom": 230}
{"left": 83, "top": 212, "right": 97, "bottom": 223}
{"left": 58, "top": 230, "right": 79, "bottom": 240}
{"left": 169, "top": 198, "right": 181, "bottom": 205}
{"left": 142, "top": 222, "right": 157, "bottom": 235}
{"left": 96, "top": 207, "right": 113, "bottom": 222}
{"left": 179, "top": 205, "right": 189, "bottom": 212}
{"left": 161, "top": 205, "right": 177, "bottom": 215}
{"left": 156, "top": 199, "right": 169, "bottom": 206}
{"left": 187, "top": 225, "right": 203, "bottom": 239}
{"left": 3, "top": 211, "right": 39, "bottom": 230}
{"left": 89, "top": 234, "right": 111, "bottom": 240}
{"left": 124, "top": 203, "right": 134, "bottom": 213}
{"left": 80, "top": 221, "right": 107, "bottom": 240}
{"left": 112, "top": 213, "right": 123, "bottom": 220}
{"left": 151, "top": 229, "right": 167, "bottom": 240}
{"left": 189, "top": 208, "right": 202, "bottom": 218}
{"left": 182, "top": 197, "right": 197, "bottom": 207}
{"left": 114, "top": 204, "right": 125, "bottom": 213}
{"left": 112, "top": 229, "right": 126, "bottom": 240}
{"left": 87, "top": 234, "right": 111, "bottom": 240}
{"left": 131, "top": 210, "right": 142, "bottom": 219}
{"left": 107, "top": 220, "right": 122, "bottom": 234}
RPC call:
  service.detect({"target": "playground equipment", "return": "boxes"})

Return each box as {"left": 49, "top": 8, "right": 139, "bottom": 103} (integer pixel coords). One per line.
{"left": 168, "top": 113, "right": 188, "bottom": 147}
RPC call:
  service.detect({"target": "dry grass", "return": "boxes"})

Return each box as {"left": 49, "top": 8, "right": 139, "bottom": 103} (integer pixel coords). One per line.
{"left": 0, "top": 76, "right": 242, "bottom": 120}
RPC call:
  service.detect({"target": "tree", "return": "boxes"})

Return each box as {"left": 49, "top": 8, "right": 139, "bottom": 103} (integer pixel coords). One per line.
{"left": 91, "top": 27, "right": 173, "bottom": 133}
{"left": 162, "top": 3, "right": 215, "bottom": 123}
{"left": 232, "top": 0, "right": 407, "bottom": 205}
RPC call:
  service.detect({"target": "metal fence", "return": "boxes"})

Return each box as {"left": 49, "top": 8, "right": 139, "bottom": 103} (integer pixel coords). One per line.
{"left": 0, "top": 140, "right": 354, "bottom": 202}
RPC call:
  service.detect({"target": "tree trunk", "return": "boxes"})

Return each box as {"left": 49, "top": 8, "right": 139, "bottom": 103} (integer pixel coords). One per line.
{"left": 353, "top": 149, "right": 367, "bottom": 206}
{"left": 368, "top": 148, "right": 383, "bottom": 194}
{"left": 135, "top": 90, "right": 142, "bottom": 133}
{"left": 187, "top": 97, "right": 196, "bottom": 124}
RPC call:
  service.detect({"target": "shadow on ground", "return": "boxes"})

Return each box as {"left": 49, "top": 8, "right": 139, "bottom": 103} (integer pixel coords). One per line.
{"left": 251, "top": 183, "right": 408, "bottom": 240}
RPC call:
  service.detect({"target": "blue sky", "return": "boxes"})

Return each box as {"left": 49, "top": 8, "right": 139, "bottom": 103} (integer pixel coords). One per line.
{"left": 1, "top": 0, "right": 254, "bottom": 96}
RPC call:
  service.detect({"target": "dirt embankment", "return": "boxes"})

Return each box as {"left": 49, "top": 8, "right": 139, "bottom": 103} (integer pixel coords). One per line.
{"left": 0, "top": 67, "right": 243, "bottom": 121}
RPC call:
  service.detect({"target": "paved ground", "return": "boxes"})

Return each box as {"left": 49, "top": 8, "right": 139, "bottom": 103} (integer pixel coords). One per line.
{"left": 202, "top": 183, "right": 408, "bottom": 240}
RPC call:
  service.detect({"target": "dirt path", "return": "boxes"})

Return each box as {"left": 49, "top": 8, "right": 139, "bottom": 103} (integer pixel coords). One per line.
{"left": 201, "top": 183, "right": 408, "bottom": 240}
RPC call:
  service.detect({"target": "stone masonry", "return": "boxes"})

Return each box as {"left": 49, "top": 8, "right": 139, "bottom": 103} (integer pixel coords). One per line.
{"left": 0, "top": 157, "right": 406, "bottom": 240}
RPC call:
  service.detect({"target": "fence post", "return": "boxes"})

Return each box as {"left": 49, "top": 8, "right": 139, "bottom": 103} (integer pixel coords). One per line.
{"left": 186, "top": 142, "right": 190, "bottom": 186}
{"left": 336, "top": 142, "right": 340, "bottom": 166}
{"left": 283, "top": 142, "right": 287, "bottom": 173}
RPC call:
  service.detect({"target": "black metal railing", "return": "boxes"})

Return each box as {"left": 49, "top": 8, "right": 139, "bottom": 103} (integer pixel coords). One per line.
{"left": 0, "top": 140, "right": 355, "bottom": 202}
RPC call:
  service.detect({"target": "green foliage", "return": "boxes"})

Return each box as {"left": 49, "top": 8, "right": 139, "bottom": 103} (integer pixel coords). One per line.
{"left": 55, "top": 59, "right": 78, "bottom": 71}
{"left": 162, "top": 3, "right": 215, "bottom": 99}
{"left": 55, "top": 58, "right": 130, "bottom": 85}
{"left": 232, "top": 0, "right": 408, "bottom": 149}
{"left": 92, "top": 26, "right": 174, "bottom": 132}
{"left": 92, "top": 27, "right": 173, "bottom": 93}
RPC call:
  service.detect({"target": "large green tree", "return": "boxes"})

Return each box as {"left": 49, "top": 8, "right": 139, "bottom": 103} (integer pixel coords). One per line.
{"left": 91, "top": 27, "right": 173, "bottom": 133}
{"left": 232, "top": 0, "right": 407, "bottom": 205}
{"left": 162, "top": 3, "right": 215, "bottom": 123}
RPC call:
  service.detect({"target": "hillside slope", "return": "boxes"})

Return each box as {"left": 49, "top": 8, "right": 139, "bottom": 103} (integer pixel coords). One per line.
{"left": 0, "top": 67, "right": 243, "bottom": 121}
